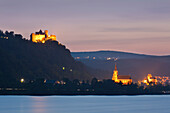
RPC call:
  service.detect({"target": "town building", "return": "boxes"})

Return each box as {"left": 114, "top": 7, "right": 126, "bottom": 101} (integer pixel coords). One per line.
{"left": 143, "top": 74, "right": 157, "bottom": 85}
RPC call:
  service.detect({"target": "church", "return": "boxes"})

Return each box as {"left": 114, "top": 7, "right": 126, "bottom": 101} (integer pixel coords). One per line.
{"left": 112, "top": 63, "right": 132, "bottom": 85}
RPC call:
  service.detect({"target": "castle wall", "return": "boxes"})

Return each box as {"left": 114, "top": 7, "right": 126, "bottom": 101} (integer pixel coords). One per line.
{"left": 50, "top": 35, "right": 56, "bottom": 41}
{"left": 32, "top": 33, "right": 45, "bottom": 43}
{"left": 31, "top": 30, "right": 57, "bottom": 43}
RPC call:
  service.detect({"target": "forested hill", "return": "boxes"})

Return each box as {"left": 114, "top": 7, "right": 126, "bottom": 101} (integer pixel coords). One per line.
{"left": 0, "top": 30, "right": 91, "bottom": 83}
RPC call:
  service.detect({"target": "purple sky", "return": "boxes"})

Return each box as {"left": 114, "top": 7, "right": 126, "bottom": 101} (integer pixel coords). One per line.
{"left": 1, "top": 0, "right": 170, "bottom": 55}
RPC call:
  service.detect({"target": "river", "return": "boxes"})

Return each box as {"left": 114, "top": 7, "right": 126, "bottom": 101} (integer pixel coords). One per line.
{"left": 0, "top": 95, "right": 169, "bottom": 113}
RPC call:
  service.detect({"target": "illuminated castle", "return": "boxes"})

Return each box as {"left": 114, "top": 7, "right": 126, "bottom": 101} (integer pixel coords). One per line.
{"left": 30, "top": 30, "right": 56, "bottom": 43}
{"left": 112, "top": 62, "right": 132, "bottom": 85}
{"left": 143, "top": 74, "right": 157, "bottom": 85}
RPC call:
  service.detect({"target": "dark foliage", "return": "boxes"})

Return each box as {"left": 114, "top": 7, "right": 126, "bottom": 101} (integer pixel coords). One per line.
{"left": 0, "top": 30, "right": 91, "bottom": 83}
{"left": 0, "top": 77, "right": 169, "bottom": 95}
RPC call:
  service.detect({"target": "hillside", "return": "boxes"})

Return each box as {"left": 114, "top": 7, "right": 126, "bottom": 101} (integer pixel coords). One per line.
{"left": 72, "top": 51, "right": 170, "bottom": 82}
{"left": 0, "top": 30, "right": 91, "bottom": 83}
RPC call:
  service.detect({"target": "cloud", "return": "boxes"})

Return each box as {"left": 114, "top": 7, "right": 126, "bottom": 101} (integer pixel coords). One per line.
{"left": 65, "top": 36, "right": 170, "bottom": 46}
{"left": 66, "top": 36, "right": 170, "bottom": 55}
{"left": 100, "top": 27, "right": 170, "bottom": 32}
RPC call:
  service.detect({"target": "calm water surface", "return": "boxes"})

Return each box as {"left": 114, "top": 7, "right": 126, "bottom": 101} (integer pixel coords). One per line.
{"left": 0, "top": 95, "right": 169, "bottom": 113}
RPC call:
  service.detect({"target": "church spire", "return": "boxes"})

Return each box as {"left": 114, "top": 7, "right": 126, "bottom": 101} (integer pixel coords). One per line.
{"left": 114, "top": 62, "right": 117, "bottom": 70}
{"left": 112, "top": 61, "right": 118, "bottom": 81}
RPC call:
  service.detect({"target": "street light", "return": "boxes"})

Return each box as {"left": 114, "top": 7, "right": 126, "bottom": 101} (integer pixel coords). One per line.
{"left": 20, "top": 78, "right": 24, "bottom": 83}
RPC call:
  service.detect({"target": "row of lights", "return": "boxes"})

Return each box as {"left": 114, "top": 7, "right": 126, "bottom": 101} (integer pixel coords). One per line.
{"left": 0, "top": 36, "right": 8, "bottom": 39}
{"left": 20, "top": 67, "right": 73, "bottom": 83}
{"left": 75, "top": 56, "right": 114, "bottom": 60}
{"left": 62, "top": 67, "right": 72, "bottom": 72}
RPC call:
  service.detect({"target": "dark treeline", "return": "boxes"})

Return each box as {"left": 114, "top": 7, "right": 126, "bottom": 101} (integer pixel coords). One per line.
{"left": 0, "top": 30, "right": 92, "bottom": 84}
{"left": 0, "top": 78, "right": 169, "bottom": 95}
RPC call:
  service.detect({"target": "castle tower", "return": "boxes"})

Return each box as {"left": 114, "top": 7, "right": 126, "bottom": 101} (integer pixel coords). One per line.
{"left": 45, "top": 30, "right": 48, "bottom": 37}
{"left": 31, "top": 33, "right": 35, "bottom": 42}
{"left": 112, "top": 62, "right": 118, "bottom": 81}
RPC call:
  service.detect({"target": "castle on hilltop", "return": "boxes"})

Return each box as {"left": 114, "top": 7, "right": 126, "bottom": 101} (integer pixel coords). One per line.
{"left": 112, "top": 62, "right": 132, "bottom": 85}
{"left": 30, "top": 30, "right": 56, "bottom": 43}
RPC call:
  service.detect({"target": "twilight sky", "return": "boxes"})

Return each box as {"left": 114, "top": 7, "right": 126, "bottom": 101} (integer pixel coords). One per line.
{"left": 1, "top": 0, "right": 170, "bottom": 55}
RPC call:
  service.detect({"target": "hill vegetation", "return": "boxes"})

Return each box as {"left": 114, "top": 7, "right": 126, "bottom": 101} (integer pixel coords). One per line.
{"left": 0, "top": 30, "right": 91, "bottom": 84}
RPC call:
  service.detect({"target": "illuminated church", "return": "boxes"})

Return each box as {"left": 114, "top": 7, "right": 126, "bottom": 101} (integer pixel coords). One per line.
{"left": 30, "top": 30, "right": 56, "bottom": 43}
{"left": 112, "top": 63, "right": 132, "bottom": 85}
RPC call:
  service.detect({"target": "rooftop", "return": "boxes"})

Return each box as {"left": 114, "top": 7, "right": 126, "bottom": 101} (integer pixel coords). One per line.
{"left": 118, "top": 75, "right": 131, "bottom": 79}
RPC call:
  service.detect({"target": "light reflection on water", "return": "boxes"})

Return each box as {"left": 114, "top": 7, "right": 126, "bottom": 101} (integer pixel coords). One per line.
{"left": 0, "top": 95, "right": 170, "bottom": 113}
{"left": 31, "top": 97, "right": 47, "bottom": 113}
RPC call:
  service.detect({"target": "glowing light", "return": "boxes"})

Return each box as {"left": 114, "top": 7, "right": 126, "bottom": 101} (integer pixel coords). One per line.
{"left": 20, "top": 78, "right": 24, "bottom": 83}
{"left": 42, "top": 40, "right": 45, "bottom": 43}
{"left": 4, "top": 37, "right": 8, "bottom": 39}
{"left": 107, "top": 57, "right": 111, "bottom": 60}
{"left": 75, "top": 57, "right": 80, "bottom": 59}
{"left": 143, "top": 79, "right": 147, "bottom": 83}
{"left": 44, "top": 79, "right": 46, "bottom": 83}
{"left": 56, "top": 81, "right": 60, "bottom": 84}
{"left": 63, "top": 67, "right": 65, "bottom": 70}
{"left": 85, "top": 56, "right": 89, "bottom": 59}
{"left": 1, "top": 36, "right": 8, "bottom": 39}
{"left": 141, "top": 74, "right": 158, "bottom": 85}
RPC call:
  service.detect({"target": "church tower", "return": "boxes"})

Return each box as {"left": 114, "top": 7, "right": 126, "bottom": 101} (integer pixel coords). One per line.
{"left": 111, "top": 61, "right": 132, "bottom": 85}
{"left": 112, "top": 62, "right": 118, "bottom": 81}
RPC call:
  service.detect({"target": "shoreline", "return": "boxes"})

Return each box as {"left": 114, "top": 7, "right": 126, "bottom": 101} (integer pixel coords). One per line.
{"left": 0, "top": 93, "right": 170, "bottom": 96}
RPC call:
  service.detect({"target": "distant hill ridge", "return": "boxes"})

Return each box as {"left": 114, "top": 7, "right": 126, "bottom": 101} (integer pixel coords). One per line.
{"left": 71, "top": 50, "right": 160, "bottom": 60}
